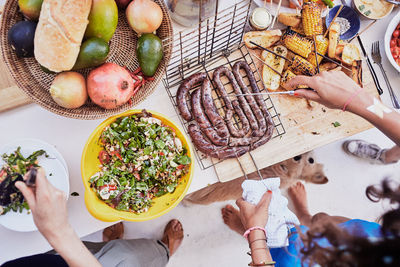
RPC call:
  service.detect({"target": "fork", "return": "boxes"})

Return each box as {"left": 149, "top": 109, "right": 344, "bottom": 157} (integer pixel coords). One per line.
{"left": 371, "top": 41, "right": 400, "bottom": 109}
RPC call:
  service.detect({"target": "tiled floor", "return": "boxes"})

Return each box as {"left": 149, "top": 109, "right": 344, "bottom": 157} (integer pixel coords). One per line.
{"left": 83, "top": 127, "right": 400, "bottom": 267}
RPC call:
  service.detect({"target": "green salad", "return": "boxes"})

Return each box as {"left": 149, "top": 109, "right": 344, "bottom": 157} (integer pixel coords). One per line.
{"left": 0, "top": 147, "right": 46, "bottom": 215}
{"left": 90, "top": 111, "right": 191, "bottom": 214}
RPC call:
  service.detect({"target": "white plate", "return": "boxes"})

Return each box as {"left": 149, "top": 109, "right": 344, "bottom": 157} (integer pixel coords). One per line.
{"left": 0, "top": 138, "right": 69, "bottom": 232}
{"left": 384, "top": 10, "right": 400, "bottom": 73}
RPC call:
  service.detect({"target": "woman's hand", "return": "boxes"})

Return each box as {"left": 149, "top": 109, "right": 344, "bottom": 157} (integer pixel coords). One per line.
{"left": 286, "top": 71, "right": 372, "bottom": 112}
{"left": 236, "top": 191, "right": 272, "bottom": 229}
{"left": 15, "top": 168, "right": 70, "bottom": 241}
{"left": 15, "top": 168, "right": 102, "bottom": 267}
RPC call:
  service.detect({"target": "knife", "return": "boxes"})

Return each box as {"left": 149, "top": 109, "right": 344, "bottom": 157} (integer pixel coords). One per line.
{"left": 357, "top": 36, "right": 384, "bottom": 95}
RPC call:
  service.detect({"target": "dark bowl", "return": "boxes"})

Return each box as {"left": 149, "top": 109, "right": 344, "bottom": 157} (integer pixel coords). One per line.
{"left": 326, "top": 5, "right": 360, "bottom": 40}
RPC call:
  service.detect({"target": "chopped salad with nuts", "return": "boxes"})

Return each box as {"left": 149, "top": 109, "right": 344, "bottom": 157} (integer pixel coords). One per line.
{"left": 90, "top": 111, "right": 191, "bottom": 214}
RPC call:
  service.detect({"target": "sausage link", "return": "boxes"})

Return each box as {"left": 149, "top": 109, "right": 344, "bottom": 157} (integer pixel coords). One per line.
{"left": 177, "top": 72, "right": 207, "bottom": 121}
{"left": 230, "top": 100, "right": 250, "bottom": 137}
{"left": 188, "top": 124, "right": 249, "bottom": 159}
{"left": 233, "top": 61, "right": 267, "bottom": 137}
{"left": 201, "top": 78, "right": 230, "bottom": 139}
{"left": 188, "top": 124, "right": 215, "bottom": 154}
{"left": 213, "top": 66, "right": 259, "bottom": 131}
{"left": 191, "top": 89, "right": 229, "bottom": 146}
{"left": 233, "top": 61, "right": 275, "bottom": 149}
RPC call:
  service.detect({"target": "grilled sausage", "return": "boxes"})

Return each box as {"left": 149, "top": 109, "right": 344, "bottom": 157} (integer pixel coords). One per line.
{"left": 231, "top": 100, "right": 250, "bottom": 137}
{"left": 191, "top": 89, "right": 229, "bottom": 146}
{"left": 213, "top": 66, "right": 259, "bottom": 131}
{"left": 233, "top": 61, "right": 267, "bottom": 137}
{"left": 201, "top": 78, "right": 230, "bottom": 139}
{"left": 188, "top": 124, "right": 249, "bottom": 159}
{"left": 177, "top": 72, "right": 207, "bottom": 121}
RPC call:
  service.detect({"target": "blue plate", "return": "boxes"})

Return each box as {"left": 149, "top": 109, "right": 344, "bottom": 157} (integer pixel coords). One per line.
{"left": 326, "top": 5, "right": 360, "bottom": 40}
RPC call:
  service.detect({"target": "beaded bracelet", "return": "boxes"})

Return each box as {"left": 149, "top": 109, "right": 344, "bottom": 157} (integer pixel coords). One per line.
{"left": 243, "top": 226, "right": 267, "bottom": 240}
{"left": 248, "top": 260, "right": 276, "bottom": 266}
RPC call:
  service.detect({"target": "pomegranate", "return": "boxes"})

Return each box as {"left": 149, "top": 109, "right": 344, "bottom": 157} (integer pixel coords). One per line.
{"left": 87, "top": 63, "right": 134, "bottom": 109}
{"left": 115, "top": 0, "right": 132, "bottom": 9}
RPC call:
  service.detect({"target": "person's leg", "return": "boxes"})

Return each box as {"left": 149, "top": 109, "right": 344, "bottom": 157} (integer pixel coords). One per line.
{"left": 94, "top": 219, "right": 183, "bottom": 267}
{"left": 160, "top": 219, "right": 184, "bottom": 256}
{"left": 221, "top": 204, "right": 245, "bottom": 235}
{"left": 287, "top": 182, "right": 313, "bottom": 227}
{"left": 288, "top": 182, "right": 350, "bottom": 228}
{"left": 382, "top": 145, "right": 400, "bottom": 163}
{"left": 342, "top": 140, "right": 400, "bottom": 164}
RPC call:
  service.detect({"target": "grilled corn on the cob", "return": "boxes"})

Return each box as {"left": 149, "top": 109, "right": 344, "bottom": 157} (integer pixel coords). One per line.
{"left": 302, "top": 2, "right": 323, "bottom": 36}
{"left": 282, "top": 30, "right": 313, "bottom": 58}
{"left": 291, "top": 55, "right": 317, "bottom": 76}
{"left": 307, "top": 35, "right": 329, "bottom": 66}
{"left": 281, "top": 70, "right": 309, "bottom": 90}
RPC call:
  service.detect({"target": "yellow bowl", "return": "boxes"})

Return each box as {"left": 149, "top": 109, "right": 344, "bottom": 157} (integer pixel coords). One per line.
{"left": 81, "top": 109, "right": 194, "bottom": 222}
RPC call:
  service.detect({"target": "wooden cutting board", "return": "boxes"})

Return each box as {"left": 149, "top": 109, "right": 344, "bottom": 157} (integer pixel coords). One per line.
{"left": 214, "top": 50, "right": 379, "bottom": 182}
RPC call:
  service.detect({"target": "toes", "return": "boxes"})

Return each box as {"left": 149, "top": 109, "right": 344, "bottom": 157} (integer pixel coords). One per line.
{"left": 221, "top": 207, "right": 227, "bottom": 215}
{"left": 226, "top": 204, "right": 239, "bottom": 214}
{"left": 172, "top": 220, "right": 182, "bottom": 231}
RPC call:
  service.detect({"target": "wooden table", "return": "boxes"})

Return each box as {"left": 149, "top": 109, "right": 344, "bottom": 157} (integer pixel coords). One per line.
{"left": 1, "top": 0, "right": 400, "bottom": 264}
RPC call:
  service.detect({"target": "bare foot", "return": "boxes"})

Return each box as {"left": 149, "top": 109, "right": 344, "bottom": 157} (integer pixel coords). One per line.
{"left": 161, "top": 219, "right": 184, "bottom": 256}
{"left": 103, "top": 222, "right": 124, "bottom": 242}
{"left": 221, "top": 204, "right": 245, "bottom": 235}
{"left": 288, "top": 182, "right": 312, "bottom": 227}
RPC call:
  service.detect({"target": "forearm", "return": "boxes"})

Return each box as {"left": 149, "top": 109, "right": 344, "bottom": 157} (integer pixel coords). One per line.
{"left": 349, "top": 93, "right": 400, "bottom": 147}
{"left": 46, "top": 225, "right": 102, "bottom": 267}
{"left": 248, "top": 230, "right": 274, "bottom": 266}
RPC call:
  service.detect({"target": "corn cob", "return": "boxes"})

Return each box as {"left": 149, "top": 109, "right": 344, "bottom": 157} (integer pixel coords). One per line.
{"left": 280, "top": 70, "right": 309, "bottom": 90}
{"left": 302, "top": 2, "right": 323, "bottom": 36}
{"left": 307, "top": 35, "right": 329, "bottom": 66}
{"left": 291, "top": 55, "right": 317, "bottom": 76}
{"left": 282, "top": 29, "right": 313, "bottom": 58}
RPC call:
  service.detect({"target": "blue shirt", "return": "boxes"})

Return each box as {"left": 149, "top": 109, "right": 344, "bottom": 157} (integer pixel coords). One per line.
{"left": 270, "top": 219, "right": 382, "bottom": 267}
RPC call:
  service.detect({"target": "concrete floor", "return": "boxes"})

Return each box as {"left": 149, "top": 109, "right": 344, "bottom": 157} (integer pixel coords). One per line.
{"left": 83, "top": 127, "right": 400, "bottom": 267}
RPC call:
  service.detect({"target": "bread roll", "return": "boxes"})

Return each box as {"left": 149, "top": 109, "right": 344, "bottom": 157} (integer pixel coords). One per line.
{"left": 34, "top": 0, "right": 92, "bottom": 72}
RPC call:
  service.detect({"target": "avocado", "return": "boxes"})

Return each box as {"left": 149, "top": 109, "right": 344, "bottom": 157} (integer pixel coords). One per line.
{"left": 18, "top": 0, "right": 43, "bottom": 21}
{"left": 84, "top": 0, "right": 118, "bottom": 43}
{"left": 73, "top": 37, "right": 109, "bottom": 70}
{"left": 136, "top": 33, "right": 163, "bottom": 77}
{"left": 8, "top": 21, "right": 37, "bottom": 58}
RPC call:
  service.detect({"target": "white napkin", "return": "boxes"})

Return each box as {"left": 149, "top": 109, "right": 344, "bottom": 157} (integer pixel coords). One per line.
{"left": 241, "top": 178, "right": 300, "bottom": 248}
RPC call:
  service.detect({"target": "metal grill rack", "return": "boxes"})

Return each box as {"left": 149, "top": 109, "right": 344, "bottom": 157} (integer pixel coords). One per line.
{"left": 163, "top": 1, "right": 286, "bottom": 172}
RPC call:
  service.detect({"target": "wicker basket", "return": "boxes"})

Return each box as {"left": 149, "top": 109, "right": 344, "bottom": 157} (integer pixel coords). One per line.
{"left": 0, "top": 0, "right": 173, "bottom": 120}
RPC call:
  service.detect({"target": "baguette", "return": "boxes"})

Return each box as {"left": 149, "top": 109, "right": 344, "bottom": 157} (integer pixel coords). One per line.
{"left": 34, "top": 0, "right": 92, "bottom": 72}
{"left": 278, "top": 13, "right": 302, "bottom": 28}
{"left": 244, "top": 30, "right": 282, "bottom": 49}
{"left": 261, "top": 46, "right": 287, "bottom": 91}
{"left": 328, "top": 22, "right": 340, "bottom": 58}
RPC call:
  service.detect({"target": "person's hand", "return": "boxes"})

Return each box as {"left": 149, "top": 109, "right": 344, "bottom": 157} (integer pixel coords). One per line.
{"left": 286, "top": 71, "right": 372, "bottom": 112}
{"left": 15, "top": 168, "right": 70, "bottom": 242}
{"left": 236, "top": 191, "right": 272, "bottom": 229}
